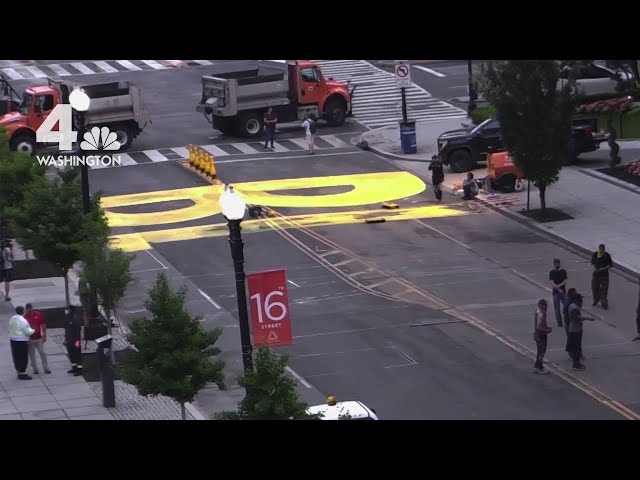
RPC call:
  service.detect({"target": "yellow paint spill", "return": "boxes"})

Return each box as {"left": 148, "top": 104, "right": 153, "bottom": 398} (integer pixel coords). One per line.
{"left": 102, "top": 172, "right": 426, "bottom": 227}
{"left": 109, "top": 205, "right": 470, "bottom": 252}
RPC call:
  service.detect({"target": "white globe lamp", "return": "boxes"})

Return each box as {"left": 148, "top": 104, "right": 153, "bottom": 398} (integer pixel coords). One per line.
{"left": 69, "top": 87, "right": 91, "bottom": 112}
{"left": 219, "top": 185, "right": 246, "bottom": 221}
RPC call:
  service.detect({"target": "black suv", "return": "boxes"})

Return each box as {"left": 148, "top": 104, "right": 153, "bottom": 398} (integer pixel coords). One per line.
{"left": 437, "top": 118, "right": 603, "bottom": 173}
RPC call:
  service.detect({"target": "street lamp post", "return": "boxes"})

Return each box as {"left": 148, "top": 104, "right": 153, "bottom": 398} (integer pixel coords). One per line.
{"left": 69, "top": 88, "right": 101, "bottom": 328}
{"left": 219, "top": 185, "right": 254, "bottom": 372}
{"left": 467, "top": 60, "right": 477, "bottom": 115}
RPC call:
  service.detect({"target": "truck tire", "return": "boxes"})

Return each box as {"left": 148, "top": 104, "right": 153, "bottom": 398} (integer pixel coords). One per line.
{"left": 235, "top": 112, "right": 263, "bottom": 138}
{"left": 112, "top": 124, "right": 134, "bottom": 150}
{"left": 499, "top": 174, "right": 517, "bottom": 193}
{"left": 448, "top": 149, "right": 474, "bottom": 173}
{"left": 10, "top": 134, "right": 36, "bottom": 156}
{"left": 324, "top": 98, "right": 347, "bottom": 126}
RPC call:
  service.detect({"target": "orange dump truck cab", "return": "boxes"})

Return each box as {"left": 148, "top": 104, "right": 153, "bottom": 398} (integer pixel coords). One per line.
{"left": 486, "top": 151, "right": 524, "bottom": 193}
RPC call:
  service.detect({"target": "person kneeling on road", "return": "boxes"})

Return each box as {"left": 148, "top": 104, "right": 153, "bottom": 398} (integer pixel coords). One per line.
{"left": 462, "top": 172, "right": 479, "bottom": 200}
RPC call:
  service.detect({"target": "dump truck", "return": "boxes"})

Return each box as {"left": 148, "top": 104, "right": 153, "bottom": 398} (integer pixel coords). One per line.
{"left": 196, "top": 60, "right": 355, "bottom": 138}
{"left": 0, "top": 78, "right": 150, "bottom": 155}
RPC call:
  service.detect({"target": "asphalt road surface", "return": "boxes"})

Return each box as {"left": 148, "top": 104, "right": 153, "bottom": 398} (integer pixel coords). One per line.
{"left": 89, "top": 144, "right": 628, "bottom": 419}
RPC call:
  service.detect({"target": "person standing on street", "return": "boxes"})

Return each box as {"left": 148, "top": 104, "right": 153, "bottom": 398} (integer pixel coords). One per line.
{"left": 563, "top": 288, "right": 577, "bottom": 355}
{"left": 63, "top": 305, "right": 83, "bottom": 376}
{"left": 428, "top": 155, "right": 445, "bottom": 202}
{"left": 9, "top": 306, "right": 35, "bottom": 380}
{"left": 567, "top": 294, "right": 595, "bottom": 371}
{"left": 1, "top": 241, "right": 13, "bottom": 302}
{"left": 533, "top": 299, "right": 552, "bottom": 374}
{"left": 301, "top": 114, "right": 316, "bottom": 155}
{"left": 263, "top": 108, "right": 278, "bottom": 149}
{"left": 591, "top": 244, "right": 613, "bottom": 309}
{"left": 25, "top": 303, "right": 50, "bottom": 375}
{"left": 549, "top": 258, "right": 568, "bottom": 327}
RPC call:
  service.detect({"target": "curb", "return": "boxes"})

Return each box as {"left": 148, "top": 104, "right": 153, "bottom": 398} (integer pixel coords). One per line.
{"left": 377, "top": 60, "right": 457, "bottom": 67}
{"left": 577, "top": 168, "right": 640, "bottom": 196}
{"left": 473, "top": 197, "right": 640, "bottom": 281}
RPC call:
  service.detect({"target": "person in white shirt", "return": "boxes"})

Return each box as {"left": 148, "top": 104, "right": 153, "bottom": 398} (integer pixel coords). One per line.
{"left": 9, "top": 305, "right": 36, "bottom": 380}
{"left": 301, "top": 115, "right": 316, "bottom": 155}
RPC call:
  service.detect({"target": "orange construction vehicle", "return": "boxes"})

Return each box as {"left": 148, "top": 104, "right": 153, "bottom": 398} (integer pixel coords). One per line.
{"left": 0, "top": 78, "right": 150, "bottom": 155}
{"left": 486, "top": 151, "right": 525, "bottom": 192}
{"left": 196, "top": 60, "right": 355, "bottom": 138}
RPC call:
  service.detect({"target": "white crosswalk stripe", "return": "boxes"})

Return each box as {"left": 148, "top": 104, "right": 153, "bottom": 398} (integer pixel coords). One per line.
{"left": 0, "top": 60, "right": 217, "bottom": 80}
{"left": 56, "top": 134, "right": 356, "bottom": 170}
{"left": 313, "top": 60, "right": 466, "bottom": 129}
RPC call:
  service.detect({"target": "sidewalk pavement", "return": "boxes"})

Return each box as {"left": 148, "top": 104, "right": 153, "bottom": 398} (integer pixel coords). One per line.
{"left": 362, "top": 118, "right": 640, "bottom": 278}
{"left": 1, "top": 243, "right": 201, "bottom": 420}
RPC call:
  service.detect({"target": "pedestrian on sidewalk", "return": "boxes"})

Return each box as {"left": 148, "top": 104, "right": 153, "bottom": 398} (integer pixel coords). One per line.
{"left": 462, "top": 172, "right": 478, "bottom": 200}
{"left": 567, "top": 294, "right": 595, "bottom": 371}
{"left": 1, "top": 240, "right": 13, "bottom": 302}
{"left": 533, "top": 299, "right": 552, "bottom": 374}
{"left": 591, "top": 244, "right": 613, "bottom": 309}
{"left": 8, "top": 306, "right": 35, "bottom": 380}
{"left": 63, "top": 305, "right": 83, "bottom": 376}
{"left": 549, "top": 258, "right": 568, "bottom": 327}
{"left": 428, "top": 155, "right": 445, "bottom": 202}
{"left": 25, "top": 303, "right": 50, "bottom": 375}
{"left": 263, "top": 108, "right": 278, "bottom": 149}
{"left": 301, "top": 114, "right": 316, "bottom": 155}
{"left": 633, "top": 284, "right": 640, "bottom": 342}
{"left": 563, "top": 288, "right": 577, "bottom": 355}
{"left": 76, "top": 272, "right": 91, "bottom": 325}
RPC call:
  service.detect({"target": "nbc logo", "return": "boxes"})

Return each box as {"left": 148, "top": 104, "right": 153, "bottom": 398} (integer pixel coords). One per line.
{"left": 80, "top": 126, "right": 121, "bottom": 151}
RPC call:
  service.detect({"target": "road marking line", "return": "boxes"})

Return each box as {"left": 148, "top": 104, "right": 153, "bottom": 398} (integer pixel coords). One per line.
{"left": 130, "top": 266, "right": 168, "bottom": 274}
{"left": 1, "top": 68, "right": 23, "bottom": 79}
{"left": 413, "top": 65, "right": 446, "bottom": 77}
{"left": 141, "top": 60, "right": 166, "bottom": 70}
{"left": 126, "top": 309, "right": 147, "bottom": 314}
{"left": 25, "top": 66, "right": 47, "bottom": 78}
{"left": 293, "top": 323, "right": 415, "bottom": 339}
{"left": 367, "top": 278, "right": 396, "bottom": 289}
{"left": 215, "top": 151, "right": 360, "bottom": 164}
{"left": 296, "top": 347, "right": 374, "bottom": 358}
{"left": 230, "top": 142, "right": 260, "bottom": 154}
{"left": 288, "top": 138, "right": 311, "bottom": 149}
{"left": 116, "top": 60, "right": 142, "bottom": 71}
{"left": 270, "top": 141, "right": 289, "bottom": 153}
{"left": 143, "top": 150, "right": 170, "bottom": 163}
{"left": 346, "top": 270, "right": 373, "bottom": 278}
{"left": 146, "top": 250, "right": 168, "bottom": 269}
{"left": 321, "top": 135, "right": 349, "bottom": 147}
{"left": 318, "top": 250, "right": 342, "bottom": 258}
{"left": 71, "top": 62, "right": 95, "bottom": 74}
{"left": 48, "top": 64, "right": 72, "bottom": 76}
{"left": 198, "top": 289, "right": 221, "bottom": 309}
{"left": 201, "top": 144, "right": 230, "bottom": 156}
{"left": 92, "top": 61, "right": 117, "bottom": 73}
{"left": 193, "top": 60, "right": 213, "bottom": 65}
{"left": 115, "top": 153, "right": 138, "bottom": 166}
{"left": 332, "top": 259, "right": 357, "bottom": 267}
{"left": 285, "top": 366, "right": 312, "bottom": 388}
{"left": 413, "top": 218, "right": 472, "bottom": 250}
{"left": 287, "top": 279, "right": 300, "bottom": 287}
{"left": 548, "top": 342, "right": 637, "bottom": 352}
{"left": 171, "top": 147, "right": 189, "bottom": 158}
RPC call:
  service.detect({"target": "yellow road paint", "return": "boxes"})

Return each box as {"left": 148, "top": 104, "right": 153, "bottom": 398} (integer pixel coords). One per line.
{"left": 102, "top": 172, "right": 426, "bottom": 227}
{"left": 109, "top": 205, "right": 470, "bottom": 252}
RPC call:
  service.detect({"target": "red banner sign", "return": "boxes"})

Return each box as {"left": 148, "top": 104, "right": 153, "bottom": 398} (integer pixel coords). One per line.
{"left": 247, "top": 269, "right": 293, "bottom": 347}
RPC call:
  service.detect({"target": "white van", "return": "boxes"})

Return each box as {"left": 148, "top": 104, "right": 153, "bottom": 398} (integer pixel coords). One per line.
{"left": 308, "top": 396, "right": 379, "bottom": 420}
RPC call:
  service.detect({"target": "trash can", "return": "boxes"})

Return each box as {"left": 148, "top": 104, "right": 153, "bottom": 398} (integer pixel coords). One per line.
{"left": 96, "top": 334, "right": 116, "bottom": 408}
{"left": 399, "top": 121, "right": 417, "bottom": 154}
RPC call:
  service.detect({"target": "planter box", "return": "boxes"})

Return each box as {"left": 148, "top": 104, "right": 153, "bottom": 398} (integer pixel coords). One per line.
{"left": 12, "top": 259, "right": 62, "bottom": 281}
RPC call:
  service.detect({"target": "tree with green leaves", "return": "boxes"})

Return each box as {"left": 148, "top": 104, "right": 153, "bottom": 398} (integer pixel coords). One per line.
{"left": 7, "top": 167, "right": 108, "bottom": 304}
{"left": 0, "top": 126, "right": 46, "bottom": 240}
{"left": 479, "top": 61, "right": 574, "bottom": 212}
{"left": 81, "top": 245, "right": 134, "bottom": 332}
{"left": 215, "top": 346, "right": 321, "bottom": 420}
{"left": 120, "top": 273, "right": 226, "bottom": 420}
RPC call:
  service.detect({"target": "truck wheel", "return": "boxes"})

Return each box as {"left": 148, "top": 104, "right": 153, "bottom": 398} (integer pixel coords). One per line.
{"left": 112, "top": 125, "right": 134, "bottom": 150}
{"left": 10, "top": 134, "right": 36, "bottom": 156}
{"left": 448, "top": 150, "right": 474, "bottom": 173}
{"left": 499, "top": 174, "right": 517, "bottom": 193}
{"left": 236, "top": 113, "right": 263, "bottom": 138}
{"left": 324, "top": 99, "right": 347, "bottom": 126}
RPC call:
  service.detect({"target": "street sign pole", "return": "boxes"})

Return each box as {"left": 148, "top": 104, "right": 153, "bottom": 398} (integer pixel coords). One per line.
{"left": 395, "top": 61, "right": 411, "bottom": 123}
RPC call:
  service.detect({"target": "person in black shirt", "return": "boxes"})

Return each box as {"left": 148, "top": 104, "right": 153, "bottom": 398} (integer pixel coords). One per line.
{"left": 263, "top": 108, "right": 278, "bottom": 149}
{"left": 63, "top": 305, "right": 83, "bottom": 376}
{"left": 591, "top": 244, "right": 613, "bottom": 309}
{"left": 428, "top": 155, "right": 445, "bottom": 201}
{"left": 549, "top": 258, "right": 568, "bottom": 327}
